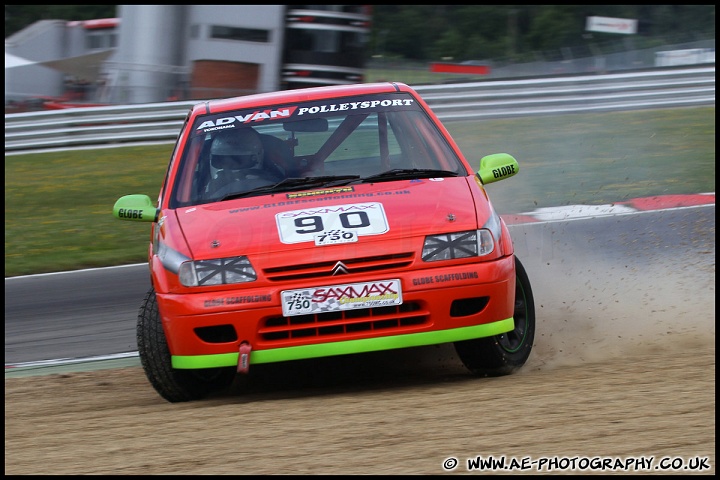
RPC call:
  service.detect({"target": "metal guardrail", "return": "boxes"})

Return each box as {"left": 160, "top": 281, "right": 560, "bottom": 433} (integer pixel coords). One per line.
{"left": 5, "top": 66, "right": 715, "bottom": 154}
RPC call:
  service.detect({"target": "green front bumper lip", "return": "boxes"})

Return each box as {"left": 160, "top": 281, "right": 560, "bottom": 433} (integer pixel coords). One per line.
{"left": 171, "top": 318, "right": 514, "bottom": 369}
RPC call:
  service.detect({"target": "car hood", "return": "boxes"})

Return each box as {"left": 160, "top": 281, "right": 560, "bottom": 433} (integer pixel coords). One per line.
{"left": 172, "top": 177, "right": 490, "bottom": 259}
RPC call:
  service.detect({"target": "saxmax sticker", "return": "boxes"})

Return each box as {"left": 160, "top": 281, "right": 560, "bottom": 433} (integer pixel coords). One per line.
{"left": 282, "top": 279, "right": 402, "bottom": 316}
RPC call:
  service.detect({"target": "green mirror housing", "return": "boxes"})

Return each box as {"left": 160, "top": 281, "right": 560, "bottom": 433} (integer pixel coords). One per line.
{"left": 113, "top": 194, "right": 158, "bottom": 223}
{"left": 477, "top": 153, "right": 520, "bottom": 185}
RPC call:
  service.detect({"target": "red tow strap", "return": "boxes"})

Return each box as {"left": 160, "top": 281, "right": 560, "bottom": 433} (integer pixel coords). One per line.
{"left": 238, "top": 342, "right": 252, "bottom": 374}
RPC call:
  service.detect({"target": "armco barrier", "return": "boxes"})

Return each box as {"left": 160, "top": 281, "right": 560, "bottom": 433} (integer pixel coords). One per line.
{"left": 4, "top": 67, "right": 715, "bottom": 154}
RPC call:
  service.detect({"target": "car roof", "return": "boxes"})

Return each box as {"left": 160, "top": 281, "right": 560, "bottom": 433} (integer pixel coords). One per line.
{"left": 191, "top": 82, "right": 416, "bottom": 116}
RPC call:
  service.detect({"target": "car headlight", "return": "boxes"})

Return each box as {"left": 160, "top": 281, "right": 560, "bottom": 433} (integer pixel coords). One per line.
{"left": 178, "top": 256, "right": 257, "bottom": 287}
{"left": 421, "top": 229, "right": 495, "bottom": 262}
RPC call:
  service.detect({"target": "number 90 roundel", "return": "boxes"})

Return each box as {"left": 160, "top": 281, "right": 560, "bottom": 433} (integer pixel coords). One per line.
{"left": 276, "top": 202, "right": 388, "bottom": 244}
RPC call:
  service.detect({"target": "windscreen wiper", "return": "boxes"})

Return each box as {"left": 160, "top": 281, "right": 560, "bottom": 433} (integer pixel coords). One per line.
{"left": 360, "top": 168, "right": 460, "bottom": 183}
{"left": 220, "top": 175, "right": 361, "bottom": 201}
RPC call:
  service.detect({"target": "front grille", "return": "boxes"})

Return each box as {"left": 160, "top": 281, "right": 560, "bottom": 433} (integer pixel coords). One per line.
{"left": 263, "top": 252, "right": 415, "bottom": 282}
{"left": 259, "top": 301, "right": 428, "bottom": 342}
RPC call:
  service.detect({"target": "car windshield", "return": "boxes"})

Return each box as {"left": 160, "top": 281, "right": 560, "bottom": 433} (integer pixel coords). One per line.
{"left": 169, "top": 92, "right": 467, "bottom": 208}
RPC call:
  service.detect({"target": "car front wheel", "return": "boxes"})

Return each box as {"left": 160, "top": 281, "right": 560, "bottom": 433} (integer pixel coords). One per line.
{"left": 454, "top": 255, "right": 535, "bottom": 376}
{"left": 137, "top": 287, "right": 236, "bottom": 402}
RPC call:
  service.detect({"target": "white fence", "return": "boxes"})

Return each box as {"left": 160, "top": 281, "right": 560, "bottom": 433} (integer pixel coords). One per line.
{"left": 5, "top": 66, "right": 715, "bottom": 154}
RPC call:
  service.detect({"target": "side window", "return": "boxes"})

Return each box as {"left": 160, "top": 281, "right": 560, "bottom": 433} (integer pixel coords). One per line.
{"left": 168, "top": 131, "right": 215, "bottom": 208}
{"left": 386, "top": 110, "right": 465, "bottom": 172}
{"left": 160, "top": 111, "right": 193, "bottom": 202}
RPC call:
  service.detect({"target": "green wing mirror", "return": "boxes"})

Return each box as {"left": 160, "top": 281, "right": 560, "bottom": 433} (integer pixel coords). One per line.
{"left": 477, "top": 153, "right": 519, "bottom": 185}
{"left": 113, "top": 194, "right": 158, "bottom": 223}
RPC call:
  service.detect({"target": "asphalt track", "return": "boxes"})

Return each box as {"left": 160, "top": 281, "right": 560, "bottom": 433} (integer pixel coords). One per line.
{"left": 4, "top": 192, "right": 715, "bottom": 378}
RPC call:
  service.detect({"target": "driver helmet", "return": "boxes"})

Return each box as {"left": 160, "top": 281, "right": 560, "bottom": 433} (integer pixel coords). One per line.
{"left": 210, "top": 128, "right": 264, "bottom": 171}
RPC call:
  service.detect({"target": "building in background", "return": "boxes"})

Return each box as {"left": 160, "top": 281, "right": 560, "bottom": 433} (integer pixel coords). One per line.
{"left": 4, "top": 5, "right": 371, "bottom": 108}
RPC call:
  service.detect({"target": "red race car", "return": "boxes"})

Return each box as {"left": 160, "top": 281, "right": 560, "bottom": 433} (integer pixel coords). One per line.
{"left": 113, "top": 82, "right": 535, "bottom": 402}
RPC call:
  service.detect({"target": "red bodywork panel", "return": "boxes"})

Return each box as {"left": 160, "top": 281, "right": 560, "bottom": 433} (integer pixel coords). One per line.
{"left": 144, "top": 82, "right": 517, "bottom": 360}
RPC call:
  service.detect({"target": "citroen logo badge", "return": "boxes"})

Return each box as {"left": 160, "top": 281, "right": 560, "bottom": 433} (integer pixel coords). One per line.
{"left": 331, "top": 261, "right": 349, "bottom": 276}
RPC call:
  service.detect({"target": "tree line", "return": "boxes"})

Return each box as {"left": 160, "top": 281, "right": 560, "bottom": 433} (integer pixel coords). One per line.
{"left": 368, "top": 5, "right": 715, "bottom": 63}
{"left": 5, "top": 5, "right": 716, "bottom": 63}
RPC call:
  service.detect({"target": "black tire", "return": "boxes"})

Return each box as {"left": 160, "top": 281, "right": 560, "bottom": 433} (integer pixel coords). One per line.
{"left": 454, "top": 255, "right": 535, "bottom": 376}
{"left": 137, "top": 287, "right": 236, "bottom": 402}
